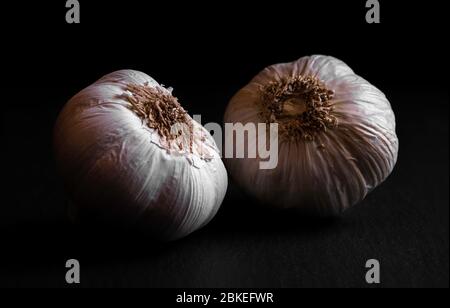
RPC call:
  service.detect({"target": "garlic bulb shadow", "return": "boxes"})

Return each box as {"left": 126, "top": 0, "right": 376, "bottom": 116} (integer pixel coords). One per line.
{"left": 224, "top": 55, "right": 399, "bottom": 216}
{"left": 54, "top": 70, "right": 228, "bottom": 241}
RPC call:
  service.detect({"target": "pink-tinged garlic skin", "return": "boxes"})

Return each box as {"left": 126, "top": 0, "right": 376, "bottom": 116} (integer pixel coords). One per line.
{"left": 54, "top": 70, "right": 227, "bottom": 240}
{"left": 224, "top": 55, "right": 399, "bottom": 215}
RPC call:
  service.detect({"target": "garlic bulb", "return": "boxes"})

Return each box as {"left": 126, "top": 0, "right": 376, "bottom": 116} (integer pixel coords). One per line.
{"left": 224, "top": 55, "right": 398, "bottom": 215}
{"left": 54, "top": 70, "right": 227, "bottom": 240}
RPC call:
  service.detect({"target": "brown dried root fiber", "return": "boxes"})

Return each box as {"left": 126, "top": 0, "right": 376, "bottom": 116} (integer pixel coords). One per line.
{"left": 260, "top": 75, "right": 337, "bottom": 141}
{"left": 123, "top": 83, "right": 193, "bottom": 152}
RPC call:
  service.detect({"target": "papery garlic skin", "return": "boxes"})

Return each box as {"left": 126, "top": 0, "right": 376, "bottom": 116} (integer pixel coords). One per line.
{"left": 54, "top": 70, "right": 227, "bottom": 240}
{"left": 224, "top": 55, "right": 398, "bottom": 215}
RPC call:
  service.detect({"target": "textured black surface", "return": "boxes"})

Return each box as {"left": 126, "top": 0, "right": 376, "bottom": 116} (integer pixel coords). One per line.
{"left": 0, "top": 1, "right": 448, "bottom": 288}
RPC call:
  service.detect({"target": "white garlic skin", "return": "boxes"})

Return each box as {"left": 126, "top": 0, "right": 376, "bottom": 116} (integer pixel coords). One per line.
{"left": 224, "top": 55, "right": 399, "bottom": 216}
{"left": 54, "top": 70, "right": 227, "bottom": 240}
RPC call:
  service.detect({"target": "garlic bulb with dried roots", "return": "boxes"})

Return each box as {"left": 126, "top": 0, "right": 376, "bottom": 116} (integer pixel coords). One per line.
{"left": 54, "top": 70, "right": 227, "bottom": 240}
{"left": 224, "top": 55, "right": 398, "bottom": 216}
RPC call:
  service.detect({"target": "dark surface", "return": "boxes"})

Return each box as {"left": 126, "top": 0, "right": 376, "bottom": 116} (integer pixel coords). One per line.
{"left": 0, "top": 1, "right": 448, "bottom": 287}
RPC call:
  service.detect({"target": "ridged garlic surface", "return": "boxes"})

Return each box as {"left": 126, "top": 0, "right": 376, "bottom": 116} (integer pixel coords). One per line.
{"left": 224, "top": 55, "right": 398, "bottom": 215}
{"left": 54, "top": 70, "right": 227, "bottom": 240}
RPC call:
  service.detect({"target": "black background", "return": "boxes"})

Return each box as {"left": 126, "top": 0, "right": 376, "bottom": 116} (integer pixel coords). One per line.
{"left": 0, "top": 1, "right": 448, "bottom": 288}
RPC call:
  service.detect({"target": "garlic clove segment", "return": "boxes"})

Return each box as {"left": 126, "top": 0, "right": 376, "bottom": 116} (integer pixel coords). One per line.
{"left": 224, "top": 56, "right": 398, "bottom": 216}
{"left": 54, "top": 70, "right": 227, "bottom": 240}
